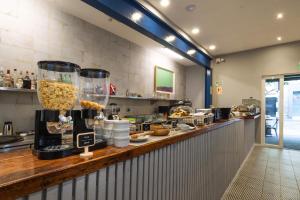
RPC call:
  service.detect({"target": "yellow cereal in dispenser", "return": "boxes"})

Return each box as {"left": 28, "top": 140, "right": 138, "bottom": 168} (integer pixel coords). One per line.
{"left": 38, "top": 80, "right": 78, "bottom": 111}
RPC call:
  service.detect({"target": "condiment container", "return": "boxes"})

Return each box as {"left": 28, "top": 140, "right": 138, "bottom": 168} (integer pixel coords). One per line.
{"left": 114, "top": 136, "right": 130, "bottom": 147}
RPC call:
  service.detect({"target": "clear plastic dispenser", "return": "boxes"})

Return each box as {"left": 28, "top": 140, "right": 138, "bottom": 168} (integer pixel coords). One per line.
{"left": 37, "top": 61, "right": 80, "bottom": 134}
{"left": 79, "top": 68, "right": 110, "bottom": 133}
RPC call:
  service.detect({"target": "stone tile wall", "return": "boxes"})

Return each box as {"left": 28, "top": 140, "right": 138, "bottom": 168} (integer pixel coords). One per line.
{"left": 0, "top": 0, "right": 186, "bottom": 132}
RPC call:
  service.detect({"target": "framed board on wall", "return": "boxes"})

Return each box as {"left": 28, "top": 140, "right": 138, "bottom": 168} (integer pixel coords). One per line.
{"left": 154, "top": 66, "right": 175, "bottom": 94}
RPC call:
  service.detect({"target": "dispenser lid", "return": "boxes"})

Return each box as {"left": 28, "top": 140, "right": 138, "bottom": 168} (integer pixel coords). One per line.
{"left": 38, "top": 61, "right": 81, "bottom": 72}
{"left": 80, "top": 68, "right": 110, "bottom": 78}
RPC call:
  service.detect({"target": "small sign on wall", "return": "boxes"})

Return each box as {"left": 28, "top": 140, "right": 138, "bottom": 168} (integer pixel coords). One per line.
{"left": 215, "top": 81, "right": 223, "bottom": 95}
{"left": 217, "top": 86, "right": 223, "bottom": 95}
{"left": 297, "top": 63, "right": 300, "bottom": 71}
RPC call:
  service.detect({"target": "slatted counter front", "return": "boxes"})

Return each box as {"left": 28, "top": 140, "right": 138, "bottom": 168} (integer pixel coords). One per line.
{"left": 0, "top": 119, "right": 254, "bottom": 200}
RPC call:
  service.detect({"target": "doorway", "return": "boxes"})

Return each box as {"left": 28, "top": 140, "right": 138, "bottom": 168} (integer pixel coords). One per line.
{"left": 262, "top": 74, "right": 300, "bottom": 150}
{"left": 283, "top": 75, "right": 300, "bottom": 150}
{"left": 262, "top": 76, "right": 283, "bottom": 147}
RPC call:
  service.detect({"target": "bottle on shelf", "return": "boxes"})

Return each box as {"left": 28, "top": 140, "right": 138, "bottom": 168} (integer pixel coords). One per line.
{"left": 22, "top": 71, "right": 31, "bottom": 89}
{"left": 12, "top": 68, "right": 18, "bottom": 88}
{"left": 30, "top": 72, "right": 36, "bottom": 90}
{"left": 15, "top": 71, "right": 23, "bottom": 89}
{"left": 4, "top": 69, "right": 14, "bottom": 87}
{"left": 0, "top": 67, "right": 4, "bottom": 87}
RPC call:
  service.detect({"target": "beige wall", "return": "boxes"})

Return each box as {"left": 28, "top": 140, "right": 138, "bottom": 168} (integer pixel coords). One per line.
{"left": 185, "top": 65, "right": 206, "bottom": 109}
{"left": 212, "top": 41, "right": 300, "bottom": 107}
{"left": 0, "top": 0, "right": 188, "bottom": 132}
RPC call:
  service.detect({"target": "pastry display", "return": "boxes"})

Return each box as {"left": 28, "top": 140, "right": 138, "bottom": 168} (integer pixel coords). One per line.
{"left": 169, "top": 107, "right": 190, "bottom": 118}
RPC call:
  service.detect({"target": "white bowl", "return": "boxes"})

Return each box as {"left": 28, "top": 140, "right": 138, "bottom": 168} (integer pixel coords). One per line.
{"left": 113, "top": 120, "right": 130, "bottom": 129}
{"left": 104, "top": 120, "right": 115, "bottom": 129}
{"left": 103, "top": 128, "right": 113, "bottom": 138}
{"left": 114, "top": 136, "right": 130, "bottom": 147}
{"left": 113, "top": 128, "right": 130, "bottom": 137}
{"left": 103, "top": 135, "right": 114, "bottom": 145}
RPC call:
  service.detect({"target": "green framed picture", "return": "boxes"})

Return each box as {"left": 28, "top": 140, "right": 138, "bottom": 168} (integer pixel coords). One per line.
{"left": 154, "top": 66, "right": 174, "bottom": 94}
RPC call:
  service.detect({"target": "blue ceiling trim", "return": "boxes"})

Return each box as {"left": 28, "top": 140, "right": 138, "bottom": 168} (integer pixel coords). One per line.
{"left": 82, "top": 0, "right": 212, "bottom": 68}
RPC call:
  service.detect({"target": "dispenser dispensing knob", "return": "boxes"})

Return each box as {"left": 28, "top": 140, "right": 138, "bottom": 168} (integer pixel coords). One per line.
{"left": 59, "top": 115, "right": 67, "bottom": 123}
{"left": 59, "top": 115, "right": 72, "bottom": 123}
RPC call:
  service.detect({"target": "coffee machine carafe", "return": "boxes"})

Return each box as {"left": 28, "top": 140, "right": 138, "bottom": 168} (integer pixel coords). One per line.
{"left": 73, "top": 68, "right": 110, "bottom": 150}
{"left": 33, "top": 61, "right": 80, "bottom": 160}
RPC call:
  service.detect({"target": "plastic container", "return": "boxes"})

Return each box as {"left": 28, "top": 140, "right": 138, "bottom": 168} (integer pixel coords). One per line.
{"left": 113, "top": 128, "right": 130, "bottom": 137}
{"left": 114, "top": 136, "right": 130, "bottom": 147}
{"left": 113, "top": 120, "right": 129, "bottom": 129}
{"left": 79, "top": 68, "right": 110, "bottom": 111}
{"left": 103, "top": 134, "right": 113, "bottom": 145}
{"left": 37, "top": 61, "right": 80, "bottom": 112}
{"left": 104, "top": 120, "right": 115, "bottom": 130}
{"left": 103, "top": 128, "right": 113, "bottom": 145}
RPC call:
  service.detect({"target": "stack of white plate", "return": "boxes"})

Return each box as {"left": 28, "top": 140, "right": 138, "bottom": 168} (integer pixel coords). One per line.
{"left": 103, "top": 120, "right": 130, "bottom": 147}
{"left": 113, "top": 120, "right": 130, "bottom": 148}
{"left": 103, "top": 120, "right": 114, "bottom": 145}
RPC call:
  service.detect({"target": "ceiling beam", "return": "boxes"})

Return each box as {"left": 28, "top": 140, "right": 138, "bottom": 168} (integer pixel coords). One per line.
{"left": 82, "top": 0, "right": 212, "bottom": 68}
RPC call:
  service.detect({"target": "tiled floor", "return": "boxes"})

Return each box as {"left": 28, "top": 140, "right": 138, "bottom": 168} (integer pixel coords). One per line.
{"left": 222, "top": 146, "right": 300, "bottom": 200}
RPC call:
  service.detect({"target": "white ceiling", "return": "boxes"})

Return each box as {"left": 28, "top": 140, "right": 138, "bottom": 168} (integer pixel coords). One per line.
{"left": 147, "top": 0, "right": 300, "bottom": 56}
{"left": 48, "top": 0, "right": 195, "bottom": 66}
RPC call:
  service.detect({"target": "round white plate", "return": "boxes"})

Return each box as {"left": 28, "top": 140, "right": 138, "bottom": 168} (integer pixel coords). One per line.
{"left": 130, "top": 135, "right": 149, "bottom": 143}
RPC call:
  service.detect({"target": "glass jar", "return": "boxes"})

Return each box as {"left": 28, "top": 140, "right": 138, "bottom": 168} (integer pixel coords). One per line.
{"left": 37, "top": 61, "right": 80, "bottom": 113}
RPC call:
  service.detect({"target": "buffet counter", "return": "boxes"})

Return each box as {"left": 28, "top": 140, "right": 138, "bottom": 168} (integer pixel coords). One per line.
{"left": 0, "top": 118, "right": 254, "bottom": 200}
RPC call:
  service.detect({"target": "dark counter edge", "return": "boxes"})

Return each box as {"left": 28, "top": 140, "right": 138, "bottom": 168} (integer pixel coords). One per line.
{"left": 240, "top": 114, "right": 261, "bottom": 120}
{"left": 0, "top": 119, "right": 241, "bottom": 199}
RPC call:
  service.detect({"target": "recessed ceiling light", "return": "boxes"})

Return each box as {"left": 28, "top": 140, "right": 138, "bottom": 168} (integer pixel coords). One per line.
{"left": 276, "top": 13, "right": 283, "bottom": 19}
{"left": 191, "top": 28, "right": 200, "bottom": 34}
{"left": 160, "top": 0, "right": 170, "bottom": 7}
{"left": 165, "top": 35, "right": 176, "bottom": 42}
{"left": 187, "top": 49, "right": 196, "bottom": 55}
{"left": 131, "top": 12, "right": 142, "bottom": 22}
{"left": 185, "top": 4, "right": 196, "bottom": 12}
{"left": 277, "top": 36, "right": 282, "bottom": 41}
{"left": 209, "top": 45, "right": 216, "bottom": 50}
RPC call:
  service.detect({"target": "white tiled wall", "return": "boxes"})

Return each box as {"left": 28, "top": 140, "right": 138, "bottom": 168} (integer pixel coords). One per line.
{"left": 0, "top": 0, "right": 186, "bottom": 132}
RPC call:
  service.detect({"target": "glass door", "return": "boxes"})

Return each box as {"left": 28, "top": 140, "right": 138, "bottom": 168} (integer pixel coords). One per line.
{"left": 261, "top": 76, "right": 284, "bottom": 147}
{"left": 283, "top": 75, "right": 300, "bottom": 150}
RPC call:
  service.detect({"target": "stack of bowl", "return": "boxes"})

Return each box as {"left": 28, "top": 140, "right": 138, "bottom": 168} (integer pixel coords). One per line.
{"left": 103, "top": 120, "right": 114, "bottom": 145}
{"left": 113, "top": 120, "right": 130, "bottom": 147}
{"left": 103, "top": 120, "right": 130, "bottom": 147}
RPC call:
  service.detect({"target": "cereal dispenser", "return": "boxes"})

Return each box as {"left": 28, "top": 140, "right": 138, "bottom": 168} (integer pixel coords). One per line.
{"left": 73, "top": 68, "right": 110, "bottom": 150}
{"left": 33, "top": 61, "right": 80, "bottom": 160}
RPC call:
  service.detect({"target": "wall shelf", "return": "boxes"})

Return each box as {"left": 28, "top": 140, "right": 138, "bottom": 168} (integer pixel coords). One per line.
{"left": 0, "top": 87, "right": 179, "bottom": 101}
{"left": 110, "top": 95, "right": 178, "bottom": 101}
{"left": 0, "top": 87, "right": 36, "bottom": 93}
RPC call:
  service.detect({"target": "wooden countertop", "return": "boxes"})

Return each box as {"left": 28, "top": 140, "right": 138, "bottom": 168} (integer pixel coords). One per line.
{"left": 0, "top": 119, "right": 241, "bottom": 199}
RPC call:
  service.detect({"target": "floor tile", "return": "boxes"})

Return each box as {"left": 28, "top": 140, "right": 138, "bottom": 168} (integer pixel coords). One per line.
{"left": 241, "top": 187, "right": 262, "bottom": 200}
{"left": 281, "top": 186, "right": 300, "bottom": 200}
{"left": 263, "top": 182, "right": 281, "bottom": 195}
{"left": 222, "top": 147, "right": 300, "bottom": 200}
{"left": 281, "top": 177, "right": 299, "bottom": 189}
{"left": 260, "top": 192, "right": 281, "bottom": 200}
